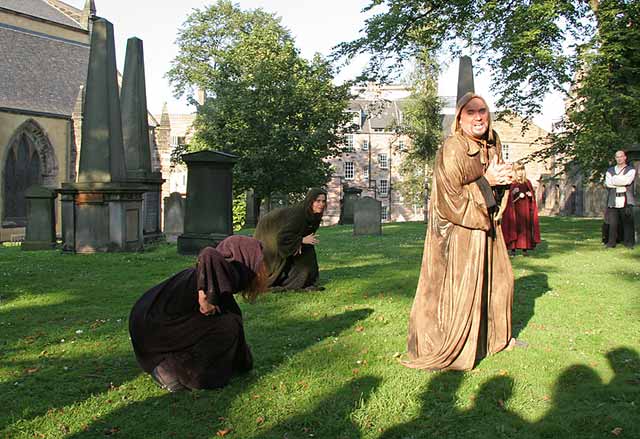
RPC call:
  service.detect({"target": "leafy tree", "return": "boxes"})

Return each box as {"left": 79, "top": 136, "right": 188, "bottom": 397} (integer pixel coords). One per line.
{"left": 394, "top": 52, "right": 442, "bottom": 213}
{"left": 168, "top": 0, "right": 352, "bottom": 209}
{"left": 334, "top": 0, "right": 639, "bottom": 177}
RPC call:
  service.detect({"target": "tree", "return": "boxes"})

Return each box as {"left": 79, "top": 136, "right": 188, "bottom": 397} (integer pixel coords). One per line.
{"left": 168, "top": 0, "right": 352, "bottom": 209}
{"left": 334, "top": 0, "right": 639, "bottom": 177}
{"left": 394, "top": 52, "right": 442, "bottom": 215}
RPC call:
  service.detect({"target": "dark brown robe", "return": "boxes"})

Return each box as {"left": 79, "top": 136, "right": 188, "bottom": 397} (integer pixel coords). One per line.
{"left": 253, "top": 188, "right": 325, "bottom": 289}
{"left": 404, "top": 132, "right": 514, "bottom": 371}
{"left": 129, "top": 236, "right": 263, "bottom": 389}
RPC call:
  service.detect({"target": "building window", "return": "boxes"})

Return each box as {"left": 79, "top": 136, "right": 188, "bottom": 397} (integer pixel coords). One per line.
{"left": 344, "top": 161, "right": 354, "bottom": 180}
{"left": 363, "top": 166, "right": 369, "bottom": 179}
{"left": 381, "top": 205, "right": 389, "bottom": 221}
{"left": 373, "top": 128, "right": 385, "bottom": 133}
{"left": 502, "top": 144, "right": 510, "bottom": 161}
{"left": 378, "top": 153, "right": 388, "bottom": 169}
{"left": 379, "top": 179, "right": 389, "bottom": 196}
{"left": 170, "top": 136, "right": 186, "bottom": 147}
{"left": 362, "top": 139, "right": 369, "bottom": 151}
{"left": 398, "top": 139, "right": 406, "bottom": 151}
{"left": 344, "top": 134, "right": 355, "bottom": 152}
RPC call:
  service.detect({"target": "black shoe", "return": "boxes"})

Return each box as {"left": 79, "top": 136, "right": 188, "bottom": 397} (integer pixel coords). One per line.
{"left": 151, "top": 365, "right": 187, "bottom": 393}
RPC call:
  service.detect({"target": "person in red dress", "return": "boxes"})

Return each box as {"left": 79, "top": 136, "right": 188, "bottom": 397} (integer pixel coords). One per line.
{"left": 500, "top": 163, "right": 541, "bottom": 256}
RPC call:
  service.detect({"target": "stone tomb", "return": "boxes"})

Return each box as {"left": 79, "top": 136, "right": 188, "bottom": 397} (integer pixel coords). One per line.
{"left": 22, "top": 185, "right": 57, "bottom": 250}
{"left": 177, "top": 150, "right": 238, "bottom": 255}
{"left": 164, "top": 192, "right": 185, "bottom": 243}
{"left": 354, "top": 196, "right": 382, "bottom": 236}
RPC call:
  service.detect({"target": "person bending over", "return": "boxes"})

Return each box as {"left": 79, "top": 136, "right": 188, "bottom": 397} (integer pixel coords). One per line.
{"left": 253, "top": 188, "right": 327, "bottom": 292}
{"left": 129, "top": 236, "right": 268, "bottom": 392}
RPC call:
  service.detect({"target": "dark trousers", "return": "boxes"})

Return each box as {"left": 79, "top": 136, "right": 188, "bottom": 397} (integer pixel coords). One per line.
{"left": 606, "top": 206, "right": 635, "bottom": 248}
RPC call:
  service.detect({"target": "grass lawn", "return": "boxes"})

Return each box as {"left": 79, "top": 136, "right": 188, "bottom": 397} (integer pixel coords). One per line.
{"left": 1, "top": 217, "right": 638, "bottom": 439}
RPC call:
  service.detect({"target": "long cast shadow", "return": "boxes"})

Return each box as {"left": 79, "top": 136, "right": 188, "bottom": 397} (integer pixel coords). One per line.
{"left": 379, "top": 347, "right": 640, "bottom": 439}
{"left": 59, "top": 309, "right": 373, "bottom": 439}
{"left": 511, "top": 273, "right": 551, "bottom": 338}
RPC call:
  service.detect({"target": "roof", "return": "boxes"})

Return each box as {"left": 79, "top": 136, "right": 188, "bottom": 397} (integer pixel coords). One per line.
{"left": 0, "top": 0, "right": 82, "bottom": 29}
{"left": 0, "top": 23, "right": 89, "bottom": 116}
{"left": 45, "top": 0, "right": 82, "bottom": 24}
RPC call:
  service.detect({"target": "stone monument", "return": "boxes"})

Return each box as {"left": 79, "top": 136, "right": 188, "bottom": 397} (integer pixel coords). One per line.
{"left": 339, "top": 186, "right": 362, "bottom": 225}
{"left": 120, "top": 37, "right": 164, "bottom": 241}
{"left": 177, "top": 150, "right": 238, "bottom": 255}
{"left": 354, "top": 196, "right": 382, "bottom": 236}
{"left": 22, "top": 186, "right": 57, "bottom": 250}
{"left": 58, "top": 18, "right": 146, "bottom": 253}
{"left": 457, "top": 56, "right": 475, "bottom": 103}
{"left": 164, "top": 192, "right": 185, "bottom": 243}
{"left": 245, "top": 189, "right": 258, "bottom": 228}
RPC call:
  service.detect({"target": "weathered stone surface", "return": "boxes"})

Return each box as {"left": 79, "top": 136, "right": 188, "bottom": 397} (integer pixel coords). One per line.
{"left": 340, "top": 186, "right": 362, "bottom": 225}
{"left": 77, "top": 18, "right": 126, "bottom": 183}
{"left": 177, "top": 150, "right": 238, "bottom": 254}
{"left": 22, "top": 185, "right": 57, "bottom": 250}
{"left": 354, "top": 196, "right": 382, "bottom": 236}
{"left": 164, "top": 192, "right": 185, "bottom": 243}
{"left": 456, "top": 56, "right": 475, "bottom": 104}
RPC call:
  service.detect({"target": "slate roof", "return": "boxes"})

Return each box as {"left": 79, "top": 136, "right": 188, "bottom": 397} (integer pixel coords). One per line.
{"left": 0, "top": 0, "right": 82, "bottom": 28}
{"left": 0, "top": 23, "right": 89, "bottom": 116}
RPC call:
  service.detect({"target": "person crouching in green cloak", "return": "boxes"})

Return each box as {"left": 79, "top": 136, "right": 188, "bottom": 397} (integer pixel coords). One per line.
{"left": 253, "top": 188, "right": 327, "bottom": 291}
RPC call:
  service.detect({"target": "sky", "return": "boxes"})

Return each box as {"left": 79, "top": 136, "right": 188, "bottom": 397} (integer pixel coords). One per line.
{"left": 65, "top": 0, "right": 564, "bottom": 130}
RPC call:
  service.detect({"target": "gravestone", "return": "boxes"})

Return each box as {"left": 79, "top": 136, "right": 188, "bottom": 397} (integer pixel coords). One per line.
{"left": 339, "top": 186, "right": 362, "bottom": 225}
{"left": 245, "top": 189, "right": 258, "bottom": 228}
{"left": 164, "top": 192, "right": 185, "bottom": 243}
{"left": 58, "top": 18, "right": 146, "bottom": 253}
{"left": 177, "top": 150, "right": 238, "bottom": 255}
{"left": 120, "top": 36, "right": 164, "bottom": 241}
{"left": 354, "top": 196, "right": 382, "bottom": 236}
{"left": 22, "top": 186, "right": 57, "bottom": 250}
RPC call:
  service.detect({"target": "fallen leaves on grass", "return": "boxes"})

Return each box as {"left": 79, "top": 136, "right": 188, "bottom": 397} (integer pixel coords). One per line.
{"left": 216, "top": 428, "right": 232, "bottom": 437}
{"left": 256, "top": 416, "right": 265, "bottom": 425}
{"left": 611, "top": 427, "right": 623, "bottom": 436}
{"left": 355, "top": 325, "right": 365, "bottom": 333}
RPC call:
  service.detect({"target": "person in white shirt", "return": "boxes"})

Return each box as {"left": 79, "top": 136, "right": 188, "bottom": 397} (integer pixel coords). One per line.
{"left": 604, "top": 150, "right": 636, "bottom": 248}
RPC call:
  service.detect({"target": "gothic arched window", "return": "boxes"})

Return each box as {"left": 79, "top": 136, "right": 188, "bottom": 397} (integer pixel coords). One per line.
{"left": 3, "top": 133, "right": 42, "bottom": 227}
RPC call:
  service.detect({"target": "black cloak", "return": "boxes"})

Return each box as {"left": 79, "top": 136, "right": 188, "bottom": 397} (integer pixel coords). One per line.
{"left": 128, "top": 236, "right": 263, "bottom": 389}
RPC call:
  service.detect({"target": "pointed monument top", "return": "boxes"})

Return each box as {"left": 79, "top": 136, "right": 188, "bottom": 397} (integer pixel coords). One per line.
{"left": 160, "top": 102, "right": 171, "bottom": 128}
{"left": 80, "top": 0, "right": 96, "bottom": 30}
{"left": 456, "top": 56, "right": 475, "bottom": 105}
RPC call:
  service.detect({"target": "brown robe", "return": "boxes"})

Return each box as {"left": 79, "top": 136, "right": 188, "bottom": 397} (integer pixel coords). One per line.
{"left": 404, "top": 132, "right": 514, "bottom": 371}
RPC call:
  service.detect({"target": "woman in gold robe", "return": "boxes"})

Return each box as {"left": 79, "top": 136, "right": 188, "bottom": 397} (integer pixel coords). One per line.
{"left": 404, "top": 93, "right": 515, "bottom": 371}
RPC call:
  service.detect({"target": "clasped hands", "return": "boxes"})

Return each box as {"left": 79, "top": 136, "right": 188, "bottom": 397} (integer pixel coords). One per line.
{"left": 484, "top": 156, "right": 514, "bottom": 187}
{"left": 198, "top": 290, "right": 220, "bottom": 316}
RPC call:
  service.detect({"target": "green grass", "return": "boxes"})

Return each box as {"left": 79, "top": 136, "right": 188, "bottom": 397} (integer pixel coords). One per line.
{"left": 1, "top": 217, "right": 638, "bottom": 439}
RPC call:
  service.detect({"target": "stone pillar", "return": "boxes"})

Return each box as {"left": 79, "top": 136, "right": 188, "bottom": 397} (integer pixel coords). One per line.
{"left": 245, "top": 189, "right": 258, "bottom": 228}
{"left": 120, "top": 36, "right": 164, "bottom": 241}
{"left": 177, "top": 150, "right": 238, "bottom": 255}
{"left": 457, "top": 56, "right": 475, "bottom": 104}
{"left": 59, "top": 18, "right": 145, "bottom": 253}
{"left": 22, "top": 186, "right": 57, "bottom": 250}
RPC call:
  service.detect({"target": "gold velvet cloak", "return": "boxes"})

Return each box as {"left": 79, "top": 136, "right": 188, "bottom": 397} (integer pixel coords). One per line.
{"left": 404, "top": 132, "right": 514, "bottom": 371}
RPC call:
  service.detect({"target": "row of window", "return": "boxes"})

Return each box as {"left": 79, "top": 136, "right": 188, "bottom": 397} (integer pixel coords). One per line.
{"left": 343, "top": 162, "right": 389, "bottom": 196}
{"left": 343, "top": 135, "right": 405, "bottom": 152}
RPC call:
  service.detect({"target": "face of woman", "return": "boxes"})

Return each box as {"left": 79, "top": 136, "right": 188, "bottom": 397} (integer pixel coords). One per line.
{"left": 459, "top": 98, "right": 489, "bottom": 138}
{"left": 311, "top": 194, "right": 327, "bottom": 215}
{"left": 515, "top": 168, "right": 525, "bottom": 181}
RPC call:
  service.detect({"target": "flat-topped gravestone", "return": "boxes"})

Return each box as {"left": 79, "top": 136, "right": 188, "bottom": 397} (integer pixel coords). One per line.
{"left": 354, "top": 196, "right": 382, "bottom": 236}
{"left": 164, "top": 192, "right": 185, "bottom": 243}
{"left": 177, "top": 150, "right": 238, "bottom": 255}
{"left": 22, "top": 185, "right": 57, "bottom": 251}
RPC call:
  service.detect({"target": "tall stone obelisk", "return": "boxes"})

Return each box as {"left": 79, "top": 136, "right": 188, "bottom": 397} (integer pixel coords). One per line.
{"left": 59, "top": 18, "right": 145, "bottom": 253}
{"left": 121, "top": 37, "right": 164, "bottom": 241}
{"left": 456, "top": 56, "right": 475, "bottom": 104}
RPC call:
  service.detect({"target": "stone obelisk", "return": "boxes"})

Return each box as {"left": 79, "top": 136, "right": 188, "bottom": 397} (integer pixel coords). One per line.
{"left": 121, "top": 37, "right": 164, "bottom": 241}
{"left": 59, "top": 18, "right": 145, "bottom": 253}
{"left": 456, "top": 56, "right": 475, "bottom": 104}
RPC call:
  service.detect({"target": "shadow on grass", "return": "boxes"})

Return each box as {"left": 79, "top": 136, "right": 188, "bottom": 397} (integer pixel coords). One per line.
{"left": 512, "top": 273, "right": 551, "bottom": 338}
{"left": 380, "top": 347, "right": 640, "bottom": 439}
{"left": 52, "top": 309, "right": 373, "bottom": 439}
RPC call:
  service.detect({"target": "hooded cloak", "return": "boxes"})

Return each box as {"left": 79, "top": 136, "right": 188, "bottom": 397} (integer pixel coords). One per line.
{"left": 254, "top": 188, "right": 326, "bottom": 289}
{"left": 129, "top": 236, "right": 263, "bottom": 389}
